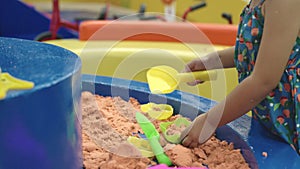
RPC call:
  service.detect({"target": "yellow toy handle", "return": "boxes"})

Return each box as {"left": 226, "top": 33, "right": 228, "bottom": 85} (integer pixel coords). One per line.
{"left": 177, "top": 70, "right": 218, "bottom": 82}
{"left": 0, "top": 72, "right": 34, "bottom": 99}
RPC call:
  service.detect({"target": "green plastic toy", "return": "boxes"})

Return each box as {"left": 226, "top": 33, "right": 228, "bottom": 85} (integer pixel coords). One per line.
{"left": 135, "top": 112, "right": 172, "bottom": 166}
{"left": 160, "top": 117, "right": 191, "bottom": 144}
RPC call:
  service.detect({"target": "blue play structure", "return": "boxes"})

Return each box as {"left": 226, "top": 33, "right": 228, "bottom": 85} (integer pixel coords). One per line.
{"left": 0, "top": 37, "right": 82, "bottom": 169}
{"left": 0, "top": 0, "right": 77, "bottom": 40}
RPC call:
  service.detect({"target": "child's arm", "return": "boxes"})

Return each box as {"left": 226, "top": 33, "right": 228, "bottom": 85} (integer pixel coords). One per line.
{"left": 218, "top": 46, "right": 236, "bottom": 69}
{"left": 181, "top": 0, "right": 300, "bottom": 147}
{"left": 183, "top": 46, "right": 235, "bottom": 85}
{"left": 184, "top": 46, "right": 235, "bottom": 72}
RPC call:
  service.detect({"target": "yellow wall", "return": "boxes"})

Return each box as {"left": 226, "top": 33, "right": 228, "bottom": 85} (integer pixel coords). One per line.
{"left": 99, "top": 0, "right": 248, "bottom": 24}
{"left": 24, "top": 0, "right": 248, "bottom": 24}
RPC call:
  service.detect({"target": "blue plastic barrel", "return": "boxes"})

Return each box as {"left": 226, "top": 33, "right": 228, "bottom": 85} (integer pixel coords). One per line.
{"left": 0, "top": 37, "right": 82, "bottom": 169}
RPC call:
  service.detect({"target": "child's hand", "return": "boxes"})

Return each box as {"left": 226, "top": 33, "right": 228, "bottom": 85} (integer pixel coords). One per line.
{"left": 183, "top": 59, "right": 206, "bottom": 86}
{"left": 180, "top": 113, "right": 211, "bottom": 148}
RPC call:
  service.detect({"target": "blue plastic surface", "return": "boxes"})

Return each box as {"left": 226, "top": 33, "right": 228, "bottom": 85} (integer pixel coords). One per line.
{"left": 0, "top": 0, "right": 77, "bottom": 40}
{"left": 0, "top": 37, "right": 82, "bottom": 169}
{"left": 82, "top": 74, "right": 300, "bottom": 169}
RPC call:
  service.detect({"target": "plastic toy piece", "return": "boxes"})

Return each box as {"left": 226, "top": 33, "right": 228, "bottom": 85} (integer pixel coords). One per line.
{"left": 135, "top": 112, "right": 172, "bottom": 166}
{"left": 140, "top": 102, "right": 173, "bottom": 120}
{"left": 148, "top": 164, "right": 207, "bottom": 169}
{"left": 147, "top": 65, "right": 217, "bottom": 94}
{"left": 161, "top": 0, "right": 175, "bottom": 5}
{"left": 160, "top": 117, "right": 191, "bottom": 144}
{"left": 0, "top": 72, "right": 34, "bottom": 99}
{"left": 127, "top": 136, "right": 154, "bottom": 157}
{"left": 132, "top": 130, "right": 147, "bottom": 139}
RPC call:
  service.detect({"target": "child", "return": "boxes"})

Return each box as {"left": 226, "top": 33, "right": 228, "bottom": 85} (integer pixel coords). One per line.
{"left": 180, "top": 0, "right": 300, "bottom": 155}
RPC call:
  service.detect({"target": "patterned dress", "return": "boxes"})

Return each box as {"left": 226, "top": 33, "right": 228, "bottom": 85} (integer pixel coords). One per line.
{"left": 234, "top": 0, "right": 300, "bottom": 154}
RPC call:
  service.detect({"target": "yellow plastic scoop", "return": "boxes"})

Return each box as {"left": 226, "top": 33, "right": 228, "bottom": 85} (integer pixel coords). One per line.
{"left": 127, "top": 136, "right": 154, "bottom": 157}
{"left": 140, "top": 102, "right": 173, "bottom": 120}
{"left": 147, "top": 65, "right": 217, "bottom": 94}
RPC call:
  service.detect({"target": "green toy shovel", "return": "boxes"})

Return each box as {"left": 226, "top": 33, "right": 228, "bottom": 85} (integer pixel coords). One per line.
{"left": 136, "top": 112, "right": 172, "bottom": 166}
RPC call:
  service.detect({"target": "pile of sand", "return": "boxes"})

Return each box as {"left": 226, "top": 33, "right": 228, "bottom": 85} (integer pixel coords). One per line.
{"left": 165, "top": 138, "right": 249, "bottom": 169}
{"left": 81, "top": 91, "right": 250, "bottom": 169}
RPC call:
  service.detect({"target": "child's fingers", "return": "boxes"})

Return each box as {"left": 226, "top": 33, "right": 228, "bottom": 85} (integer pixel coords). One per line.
{"left": 179, "top": 122, "right": 193, "bottom": 142}
{"left": 189, "top": 142, "right": 199, "bottom": 148}
{"left": 182, "top": 136, "right": 199, "bottom": 148}
{"left": 182, "top": 64, "right": 193, "bottom": 73}
{"left": 187, "top": 80, "right": 204, "bottom": 86}
{"left": 181, "top": 136, "right": 192, "bottom": 147}
{"left": 183, "top": 60, "right": 198, "bottom": 73}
